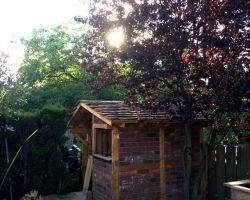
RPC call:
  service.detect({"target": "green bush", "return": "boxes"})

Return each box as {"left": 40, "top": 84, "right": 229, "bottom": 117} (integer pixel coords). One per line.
{"left": 30, "top": 104, "right": 73, "bottom": 194}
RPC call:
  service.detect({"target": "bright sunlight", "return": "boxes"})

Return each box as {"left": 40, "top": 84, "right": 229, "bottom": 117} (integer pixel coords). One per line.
{"left": 107, "top": 26, "right": 125, "bottom": 48}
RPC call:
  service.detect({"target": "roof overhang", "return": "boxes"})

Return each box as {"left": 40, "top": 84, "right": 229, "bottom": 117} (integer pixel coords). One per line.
{"left": 67, "top": 100, "right": 209, "bottom": 131}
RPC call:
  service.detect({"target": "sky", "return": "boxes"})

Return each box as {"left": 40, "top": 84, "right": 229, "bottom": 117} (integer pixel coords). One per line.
{"left": 0, "top": 0, "right": 89, "bottom": 74}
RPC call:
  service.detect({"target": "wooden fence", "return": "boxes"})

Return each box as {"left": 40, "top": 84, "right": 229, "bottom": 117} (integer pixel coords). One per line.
{"left": 207, "top": 142, "right": 250, "bottom": 200}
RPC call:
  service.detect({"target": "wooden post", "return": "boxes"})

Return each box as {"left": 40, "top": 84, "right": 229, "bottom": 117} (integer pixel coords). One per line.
{"left": 112, "top": 127, "right": 119, "bottom": 200}
{"left": 92, "top": 115, "right": 96, "bottom": 154}
{"left": 82, "top": 142, "right": 85, "bottom": 189}
{"left": 83, "top": 156, "right": 93, "bottom": 191}
{"left": 160, "top": 127, "right": 166, "bottom": 200}
{"left": 82, "top": 135, "right": 90, "bottom": 190}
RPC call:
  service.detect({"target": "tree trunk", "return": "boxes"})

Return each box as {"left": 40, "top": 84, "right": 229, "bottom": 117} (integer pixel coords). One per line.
{"left": 191, "top": 127, "right": 218, "bottom": 200}
{"left": 201, "top": 143, "right": 208, "bottom": 200}
{"left": 183, "top": 122, "right": 192, "bottom": 200}
{"left": 191, "top": 130, "right": 208, "bottom": 200}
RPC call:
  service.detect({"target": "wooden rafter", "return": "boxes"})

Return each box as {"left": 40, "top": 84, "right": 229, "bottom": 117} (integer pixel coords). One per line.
{"left": 81, "top": 103, "right": 112, "bottom": 126}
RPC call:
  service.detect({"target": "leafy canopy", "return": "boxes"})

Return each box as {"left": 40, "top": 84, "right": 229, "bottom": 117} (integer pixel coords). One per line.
{"left": 82, "top": 0, "right": 248, "bottom": 126}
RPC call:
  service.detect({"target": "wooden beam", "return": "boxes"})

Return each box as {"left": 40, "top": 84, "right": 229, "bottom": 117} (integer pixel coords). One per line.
{"left": 120, "top": 122, "right": 171, "bottom": 129}
{"left": 160, "top": 127, "right": 166, "bottom": 200}
{"left": 83, "top": 156, "right": 93, "bottom": 191}
{"left": 92, "top": 116, "right": 96, "bottom": 154}
{"left": 82, "top": 134, "right": 91, "bottom": 188}
{"left": 82, "top": 142, "right": 85, "bottom": 189}
{"left": 119, "top": 160, "right": 201, "bottom": 173}
{"left": 92, "top": 130, "right": 96, "bottom": 154}
{"left": 67, "top": 104, "right": 82, "bottom": 127}
{"left": 113, "top": 122, "right": 125, "bottom": 128}
{"left": 93, "top": 154, "right": 112, "bottom": 161}
{"left": 120, "top": 163, "right": 159, "bottom": 173}
{"left": 93, "top": 123, "right": 112, "bottom": 129}
{"left": 81, "top": 103, "right": 112, "bottom": 126}
{"left": 111, "top": 119, "right": 172, "bottom": 124}
{"left": 112, "top": 127, "right": 119, "bottom": 200}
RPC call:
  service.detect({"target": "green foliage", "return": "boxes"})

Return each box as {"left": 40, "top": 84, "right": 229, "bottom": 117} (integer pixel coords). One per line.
{"left": 0, "top": 51, "right": 9, "bottom": 88}
{"left": 14, "top": 23, "right": 126, "bottom": 111}
{"left": 30, "top": 104, "right": 72, "bottom": 194}
{"left": 0, "top": 114, "right": 7, "bottom": 181}
{"left": 14, "top": 24, "right": 95, "bottom": 112}
{"left": 19, "top": 24, "right": 88, "bottom": 86}
{"left": 1, "top": 82, "right": 31, "bottom": 116}
{"left": 0, "top": 22, "right": 128, "bottom": 199}
{"left": 97, "top": 84, "right": 128, "bottom": 101}
{"left": 85, "top": 0, "right": 248, "bottom": 131}
{"left": 24, "top": 81, "right": 93, "bottom": 110}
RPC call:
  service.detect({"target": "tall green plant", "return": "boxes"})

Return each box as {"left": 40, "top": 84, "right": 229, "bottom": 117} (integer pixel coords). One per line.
{"left": 0, "top": 129, "right": 39, "bottom": 193}
{"left": 30, "top": 104, "right": 72, "bottom": 194}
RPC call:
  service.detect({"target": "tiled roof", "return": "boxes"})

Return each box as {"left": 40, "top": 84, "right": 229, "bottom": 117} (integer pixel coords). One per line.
{"left": 79, "top": 100, "right": 170, "bottom": 122}
{"left": 68, "top": 100, "right": 206, "bottom": 127}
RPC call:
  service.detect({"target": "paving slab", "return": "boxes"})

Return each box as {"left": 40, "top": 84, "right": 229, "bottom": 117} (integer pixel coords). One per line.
{"left": 43, "top": 191, "right": 86, "bottom": 200}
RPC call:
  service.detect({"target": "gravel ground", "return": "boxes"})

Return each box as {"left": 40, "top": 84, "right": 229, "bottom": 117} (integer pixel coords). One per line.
{"left": 43, "top": 191, "right": 87, "bottom": 200}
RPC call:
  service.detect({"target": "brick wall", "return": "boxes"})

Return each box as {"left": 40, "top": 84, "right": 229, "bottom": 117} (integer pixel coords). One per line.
{"left": 165, "top": 126, "right": 201, "bottom": 199}
{"left": 91, "top": 124, "right": 201, "bottom": 200}
{"left": 119, "top": 128, "right": 160, "bottom": 166}
{"left": 92, "top": 158, "right": 112, "bottom": 200}
{"left": 119, "top": 127, "right": 160, "bottom": 200}
{"left": 119, "top": 170, "right": 160, "bottom": 200}
{"left": 165, "top": 127, "right": 185, "bottom": 199}
{"left": 118, "top": 125, "right": 201, "bottom": 200}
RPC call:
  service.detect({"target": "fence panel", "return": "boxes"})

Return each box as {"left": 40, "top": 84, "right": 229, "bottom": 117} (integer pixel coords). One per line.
{"left": 226, "top": 146, "right": 236, "bottom": 181}
{"left": 247, "top": 143, "right": 250, "bottom": 175}
{"left": 207, "top": 143, "right": 250, "bottom": 200}
{"left": 237, "top": 144, "right": 245, "bottom": 179}
{"left": 216, "top": 145, "right": 226, "bottom": 200}
{"left": 207, "top": 148, "right": 216, "bottom": 200}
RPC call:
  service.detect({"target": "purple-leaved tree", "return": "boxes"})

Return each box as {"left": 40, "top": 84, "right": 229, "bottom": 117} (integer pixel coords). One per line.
{"left": 79, "top": 0, "right": 249, "bottom": 198}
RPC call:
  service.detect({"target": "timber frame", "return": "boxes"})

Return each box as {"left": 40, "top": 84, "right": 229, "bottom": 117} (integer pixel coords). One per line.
{"left": 67, "top": 100, "right": 207, "bottom": 200}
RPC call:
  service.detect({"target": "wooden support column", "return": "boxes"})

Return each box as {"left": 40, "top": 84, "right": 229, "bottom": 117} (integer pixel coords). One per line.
{"left": 92, "top": 115, "right": 96, "bottom": 154}
{"left": 112, "top": 126, "right": 119, "bottom": 200}
{"left": 160, "top": 127, "right": 166, "bottom": 200}
{"left": 82, "top": 143, "right": 86, "bottom": 189}
{"left": 82, "top": 135, "right": 90, "bottom": 188}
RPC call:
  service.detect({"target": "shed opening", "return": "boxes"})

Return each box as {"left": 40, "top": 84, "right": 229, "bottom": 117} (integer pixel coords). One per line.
{"left": 94, "top": 129, "right": 112, "bottom": 160}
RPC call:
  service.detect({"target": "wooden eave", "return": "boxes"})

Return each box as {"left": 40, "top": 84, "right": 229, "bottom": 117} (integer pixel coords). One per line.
{"left": 67, "top": 100, "right": 208, "bottom": 128}
{"left": 68, "top": 102, "right": 170, "bottom": 128}
{"left": 80, "top": 102, "right": 113, "bottom": 126}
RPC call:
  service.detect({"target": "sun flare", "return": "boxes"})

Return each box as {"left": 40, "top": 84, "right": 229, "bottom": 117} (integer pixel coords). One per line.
{"left": 107, "top": 26, "right": 125, "bottom": 48}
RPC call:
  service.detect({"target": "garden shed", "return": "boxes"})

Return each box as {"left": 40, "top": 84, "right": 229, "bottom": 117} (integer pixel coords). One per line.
{"left": 67, "top": 100, "right": 206, "bottom": 200}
